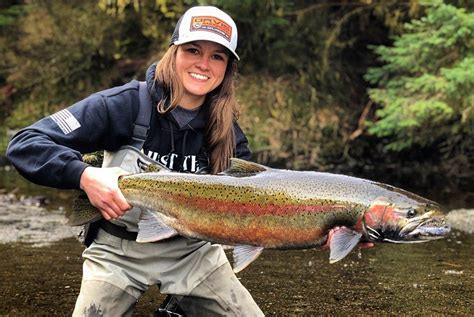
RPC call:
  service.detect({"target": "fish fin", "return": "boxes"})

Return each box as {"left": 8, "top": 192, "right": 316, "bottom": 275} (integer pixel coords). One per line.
{"left": 329, "top": 227, "right": 362, "bottom": 264}
{"left": 136, "top": 160, "right": 170, "bottom": 173}
{"left": 232, "top": 245, "right": 264, "bottom": 273}
{"left": 133, "top": 149, "right": 171, "bottom": 173}
{"left": 65, "top": 212, "right": 102, "bottom": 226}
{"left": 65, "top": 192, "right": 103, "bottom": 226}
{"left": 136, "top": 209, "right": 179, "bottom": 243}
{"left": 224, "top": 158, "right": 267, "bottom": 177}
{"left": 142, "top": 163, "right": 169, "bottom": 173}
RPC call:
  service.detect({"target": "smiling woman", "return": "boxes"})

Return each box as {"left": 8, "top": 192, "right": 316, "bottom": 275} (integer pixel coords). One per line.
{"left": 175, "top": 41, "right": 229, "bottom": 109}
{"left": 6, "top": 5, "right": 263, "bottom": 317}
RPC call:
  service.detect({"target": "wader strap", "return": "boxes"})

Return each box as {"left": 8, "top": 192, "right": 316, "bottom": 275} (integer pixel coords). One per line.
{"left": 99, "top": 219, "right": 181, "bottom": 242}
{"left": 99, "top": 219, "right": 138, "bottom": 240}
{"left": 130, "top": 81, "right": 153, "bottom": 149}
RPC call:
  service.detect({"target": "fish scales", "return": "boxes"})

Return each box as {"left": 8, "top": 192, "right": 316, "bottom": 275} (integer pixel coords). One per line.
{"left": 71, "top": 158, "right": 450, "bottom": 270}
{"left": 121, "top": 183, "right": 326, "bottom": 248}
{"left": 119, "top": 170, "right": 394, "bottom": 248}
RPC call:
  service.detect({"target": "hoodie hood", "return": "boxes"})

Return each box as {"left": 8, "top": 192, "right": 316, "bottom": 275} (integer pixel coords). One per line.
{"left": 146, "top": 62, "right": 163, "bottom": 105}
{"left": 145, "top": 62, "right": 210, "bottom": 131}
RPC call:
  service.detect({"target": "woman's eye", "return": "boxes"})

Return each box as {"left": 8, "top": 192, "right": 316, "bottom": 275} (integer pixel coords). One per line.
{"left": 213, "top": 54, "right": 227, "bottom": 62}
{"left": 187, "top": 48, "right": 199, "bottom": 54}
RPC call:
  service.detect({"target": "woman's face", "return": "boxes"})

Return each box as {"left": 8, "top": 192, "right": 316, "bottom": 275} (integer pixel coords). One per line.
{"left": 175, "top": 40, "right": 229, "bottom": 109}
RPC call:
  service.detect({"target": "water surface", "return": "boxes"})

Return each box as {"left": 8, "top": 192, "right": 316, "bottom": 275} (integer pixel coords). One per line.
{"left": 0, "top": 167, "right": 472, "bottom": 315}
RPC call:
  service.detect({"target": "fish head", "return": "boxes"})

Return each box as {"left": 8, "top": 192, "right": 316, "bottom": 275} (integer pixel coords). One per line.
{"left": 362, "top": 197, "right": 450, "bottom": 244}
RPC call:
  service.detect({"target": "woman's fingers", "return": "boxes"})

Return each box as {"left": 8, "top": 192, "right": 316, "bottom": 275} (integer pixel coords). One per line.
{"left": 98, "top": 200, "right": 123, "bottom": 220}
{"left": 80, "top": 166, "right": 132, "bottom": 220}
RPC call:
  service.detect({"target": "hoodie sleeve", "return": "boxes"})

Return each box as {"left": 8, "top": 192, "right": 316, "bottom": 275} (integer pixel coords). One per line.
{"left": 233, "top": 121, "right": 252, "bottom": 161}
{"left": 6, "top": 86, "right": 139, "bottom": 189}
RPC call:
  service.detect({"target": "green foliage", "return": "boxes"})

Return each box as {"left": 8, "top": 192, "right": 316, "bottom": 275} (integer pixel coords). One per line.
{"left": 96, "top": 0, "right": 186, "bottom": 48}
{"left": 0, "top": 4, "right": 23, "bottom": 27}
{"left": 2, "top": 1, "right": 133, "bottom": 128}
{"left": 3, "top": 0, "right": 471, "bottom": 183}
{"left": 237, "top": 74, "right": 347, "bottom": 169}
{"left": 366, "top": 3, "right": 474, "bottom": 152}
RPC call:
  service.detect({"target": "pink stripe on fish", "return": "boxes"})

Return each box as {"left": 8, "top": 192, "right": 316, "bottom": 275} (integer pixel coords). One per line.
{"left": 170, "top": 194, "right": 347, "bottom": 216}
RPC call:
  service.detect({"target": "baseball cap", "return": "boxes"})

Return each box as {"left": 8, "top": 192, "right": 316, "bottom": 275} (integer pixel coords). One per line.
{"left": 170, "top": 6, "right": 239, "bottom": 60}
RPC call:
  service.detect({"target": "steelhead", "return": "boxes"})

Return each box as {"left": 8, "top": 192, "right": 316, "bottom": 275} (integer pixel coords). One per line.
{"left": 68, "top": 158, "right": 450, "bottom": 272}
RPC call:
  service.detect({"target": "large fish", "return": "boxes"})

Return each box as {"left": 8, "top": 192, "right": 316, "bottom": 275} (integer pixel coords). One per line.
{"left": 68, "top": 158, "right": 450, "bottom": 272}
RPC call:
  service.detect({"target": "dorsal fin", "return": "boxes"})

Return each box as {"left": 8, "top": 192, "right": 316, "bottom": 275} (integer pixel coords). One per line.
{"left": 224, "top": 158, "right": 267, "bottom": 177}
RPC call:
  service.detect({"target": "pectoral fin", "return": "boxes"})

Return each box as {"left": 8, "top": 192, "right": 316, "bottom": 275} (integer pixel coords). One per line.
{"left": 329, "top": 227, "right": 362, "bottom": 263}
{"left": 136, "top": 209, "right": 178, "bottom": 243}
{"left": 232, "top": 245, "right": 264, "bottom": 273}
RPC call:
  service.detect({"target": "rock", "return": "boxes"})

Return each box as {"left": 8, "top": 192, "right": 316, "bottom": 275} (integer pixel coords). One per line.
{"left": 446, "top": 209, "right": 474, "bottom": 234}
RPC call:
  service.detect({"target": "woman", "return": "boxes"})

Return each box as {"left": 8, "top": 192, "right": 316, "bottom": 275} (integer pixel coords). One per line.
{"left": 7, "top": 6, "right": 264, "bottom": 317}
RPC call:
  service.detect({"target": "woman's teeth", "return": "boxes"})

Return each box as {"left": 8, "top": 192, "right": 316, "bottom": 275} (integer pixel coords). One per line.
{"left": 190, "top": 73, "right": 208, "bottom": 80}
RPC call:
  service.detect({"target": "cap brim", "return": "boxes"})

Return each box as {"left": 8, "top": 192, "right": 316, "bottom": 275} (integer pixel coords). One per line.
{"left": 173, "top": 35, "right": 239, "bottom": 61}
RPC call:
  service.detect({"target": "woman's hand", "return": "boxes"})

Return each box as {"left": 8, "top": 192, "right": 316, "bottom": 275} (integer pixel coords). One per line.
{"left": 79, "top": 167, "right": 132, "bottom": 220}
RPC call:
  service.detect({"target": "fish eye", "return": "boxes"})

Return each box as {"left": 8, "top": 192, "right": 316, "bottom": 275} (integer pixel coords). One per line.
{"left": 406, "top": 208, "right": 417, "bottom": 218}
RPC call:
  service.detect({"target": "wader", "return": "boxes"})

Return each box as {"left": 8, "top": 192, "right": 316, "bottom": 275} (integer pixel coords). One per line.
{"left": 73, "top": 83, "right": 263, "bottom": 317}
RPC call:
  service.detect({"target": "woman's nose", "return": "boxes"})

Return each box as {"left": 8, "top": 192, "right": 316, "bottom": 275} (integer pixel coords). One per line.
{"left": 195, "top": 55, "right": 210, "bottom": 70}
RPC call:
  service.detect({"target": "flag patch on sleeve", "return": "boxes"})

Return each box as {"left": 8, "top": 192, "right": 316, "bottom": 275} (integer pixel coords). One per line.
{"left": 50, "top": 109, "right": 81, "bottom": 134}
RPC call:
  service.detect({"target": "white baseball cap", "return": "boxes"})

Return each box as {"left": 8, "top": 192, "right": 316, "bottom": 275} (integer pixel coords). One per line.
{"left": 170, "top": 6, "right": 239, "bottom": 60}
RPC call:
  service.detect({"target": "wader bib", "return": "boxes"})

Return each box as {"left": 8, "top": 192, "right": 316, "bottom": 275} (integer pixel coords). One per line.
{"left": 73, "top": 83, "right": 263, "bottom": 317}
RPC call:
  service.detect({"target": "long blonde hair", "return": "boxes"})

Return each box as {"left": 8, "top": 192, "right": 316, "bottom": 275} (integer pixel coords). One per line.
{"left": 154, "top": 45, "right": 239, "bottom": 174}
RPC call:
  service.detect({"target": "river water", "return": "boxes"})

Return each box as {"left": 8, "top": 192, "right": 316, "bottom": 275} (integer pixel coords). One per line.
{"left": 0, "top": 166, "right": 473, "bottom": 315}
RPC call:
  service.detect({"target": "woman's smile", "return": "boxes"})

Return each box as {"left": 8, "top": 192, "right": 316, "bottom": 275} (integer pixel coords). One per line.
{"left": 189, "top": 72, "right": 209, "bottom": 80}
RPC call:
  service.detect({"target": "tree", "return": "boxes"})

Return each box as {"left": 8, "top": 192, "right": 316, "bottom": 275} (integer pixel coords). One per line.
{"left": 0, "top": 2, "right": 24, "bottom": 123}
{"left": 3, "top": 1, "right": 133, "bottom": 128}
{"left": 365, "top": 2, "right": 474, "bottom": 158}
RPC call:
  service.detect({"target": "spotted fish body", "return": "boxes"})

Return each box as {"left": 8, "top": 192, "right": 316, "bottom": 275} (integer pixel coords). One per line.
{"left": 128, "top": 170, "right": 381, "bottom": 245}
{"left": 114, "top": 159, "right": 449, "bottom": 271}
{"left": 68, "top": 159, "right": 449, "bottom": 272}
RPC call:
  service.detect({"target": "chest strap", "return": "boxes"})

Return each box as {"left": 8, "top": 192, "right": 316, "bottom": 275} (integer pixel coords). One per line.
{"left": 130, "top": 81, "right": 153, "bottom": 149}
{"left": 99, "top": 219, "right": 181, "bottom": 242}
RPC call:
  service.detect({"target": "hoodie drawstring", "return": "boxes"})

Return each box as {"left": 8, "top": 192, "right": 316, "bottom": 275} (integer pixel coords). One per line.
{"left": 169, "top": 121, "right": 175, "bottom": 153}
{"left": 168, "top": 121, "right": 191, "bottom": 172}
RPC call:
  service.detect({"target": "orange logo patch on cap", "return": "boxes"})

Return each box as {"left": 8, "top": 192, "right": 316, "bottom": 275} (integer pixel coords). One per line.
{"left": 191, "top": 16, "right": 232, "bottom": 41}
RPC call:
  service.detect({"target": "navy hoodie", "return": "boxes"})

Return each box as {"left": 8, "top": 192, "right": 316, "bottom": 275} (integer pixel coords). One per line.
{"left": 6, "top": 63, "right": 251, "bottom": 189}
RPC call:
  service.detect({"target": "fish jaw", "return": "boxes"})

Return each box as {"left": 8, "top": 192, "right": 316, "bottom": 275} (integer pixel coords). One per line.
{"left": 362, "top": 198, "right": 451, "bottom": 244}
{"left": 399, "top": 215, "right": 451, "bottom": 242}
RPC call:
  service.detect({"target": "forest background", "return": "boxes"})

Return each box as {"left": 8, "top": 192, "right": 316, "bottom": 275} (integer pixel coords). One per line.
{"left": 0, "top": 0, "right": 472, "bottom": 194}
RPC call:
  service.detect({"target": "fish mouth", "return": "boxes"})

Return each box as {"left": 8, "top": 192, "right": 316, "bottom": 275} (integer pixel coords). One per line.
{"left": 397, "top": 216, "right": 451, "bottom": 243}
{"left": 365, "top": 214, "right": 451, "bottom": 244}
{"left": 362, "top": 200, "right": 451, "bottom": 244}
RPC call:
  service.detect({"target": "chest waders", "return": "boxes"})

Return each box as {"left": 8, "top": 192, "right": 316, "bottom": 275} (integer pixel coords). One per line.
{"left": 74, "top": 82, "right": 264, "bottom": 317}
{"left": 81, "top": 81, "right": 155, "bottom": 246}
